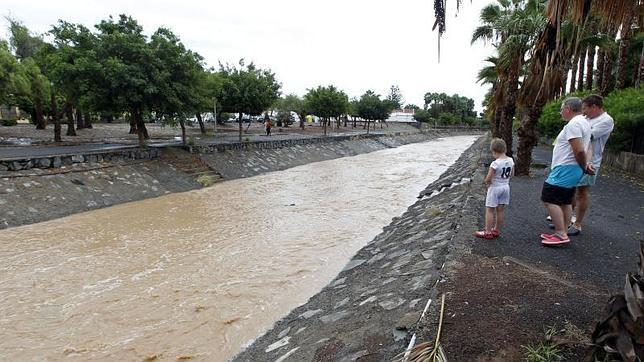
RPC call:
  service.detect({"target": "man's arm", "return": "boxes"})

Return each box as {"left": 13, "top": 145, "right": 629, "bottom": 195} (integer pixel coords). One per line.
{"left": 569, "top": 138, "right": 594, "bottom": 175}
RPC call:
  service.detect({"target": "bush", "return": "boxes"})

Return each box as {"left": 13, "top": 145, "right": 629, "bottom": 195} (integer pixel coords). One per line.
{"left": 412, "top": 109, "right": 432, "bottom": 123}
{"left": 1, "top": 119, "right": 18, "bottom": 126}
{"left": 538, "top": 91, "right": 591, "bottom": 139}
{"left": 603, "top": 87, "right": 644, "bottom": 153}
{"left": 538, "top": 88, "right": 643, "bottom": 153}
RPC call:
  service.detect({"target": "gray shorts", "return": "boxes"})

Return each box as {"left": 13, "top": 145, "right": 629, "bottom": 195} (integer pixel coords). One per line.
{"left": 486, "top": 185, "right": 510, "bottom": 208}
{"left": 577, "top": 167, "right": 599, "bottom": 187}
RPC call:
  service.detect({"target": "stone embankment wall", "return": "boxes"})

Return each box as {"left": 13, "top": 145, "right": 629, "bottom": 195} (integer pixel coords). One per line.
{"left": 0, "top": 148, "right": 160, "bottom": 171}
{"left": 232, "top": 135, "right": 488, "bottom": 361}
{"left": 0, "top": 130, "right": 483, "bottom": 229}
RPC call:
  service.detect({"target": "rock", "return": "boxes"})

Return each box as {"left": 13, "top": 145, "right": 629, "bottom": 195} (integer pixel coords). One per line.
{"left": 396, "top": 312, "right": 420, "bottom": 331}
{"left": 277, "top": 327, "right": 291, "bottom": 339}
{"left": 319, "top": 310, "right": 351, "bottom": 323}
{"left": 265, "top": 336, "right": 290, "bottom": 353}
{"left": 0, "top": 163, "right": 8, "bottom": 171}
{"left": 341, "top": 259, "right": 366, "bottom": 272}
{"left": 299, "top": 309, "right": 323, "bottom": 319}
{"left": 52, "top": 157, "right": 62, "bottom": 168}
{"left": 38, "top": 158, "right": 52, "bottom": 168}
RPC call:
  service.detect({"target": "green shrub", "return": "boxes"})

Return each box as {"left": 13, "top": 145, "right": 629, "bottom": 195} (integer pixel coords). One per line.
{"left": 412, "top": 109, "right": 432, "bottom": 123}
{"left": 1, "top": 119, "right": 18, "bottom": 126}
{"left": 603, "top": 87, "right": 644, "bottom": 153}
{"left": 538, "top": 91, "right": 591, "bottom": 139}
{"left": 539, "top": 88, "right": 643, "bottom": 153}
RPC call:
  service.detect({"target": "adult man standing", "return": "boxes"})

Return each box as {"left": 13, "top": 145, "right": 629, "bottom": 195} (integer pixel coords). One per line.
{"left": 540, "top": 97, "right": 593, "bottom": 245}
{"left": 567, "top": 95, "right": 614, "bottom": 235}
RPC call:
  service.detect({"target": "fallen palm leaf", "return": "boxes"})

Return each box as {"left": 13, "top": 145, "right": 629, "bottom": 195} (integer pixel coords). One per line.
{"left": 393, "top": 294, "right": 448, "bottom": 362}
{"left": 587, "top": 240, "right": 644, "bottom": 361}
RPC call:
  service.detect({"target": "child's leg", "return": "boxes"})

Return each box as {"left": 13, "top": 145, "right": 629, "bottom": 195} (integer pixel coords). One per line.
{"left": 485, "top": 207, "right": 495, "bottom": 232}
{"left": 495, "top": 205, "right": 505, "bottom": 231}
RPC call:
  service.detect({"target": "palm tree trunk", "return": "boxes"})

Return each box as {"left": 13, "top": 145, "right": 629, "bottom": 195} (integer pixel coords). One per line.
{"left": 500, "top": 58, "right": 520, "bottom": 157}
{"left": 636, "top": 41, "right": 644, "bottom": 88}
{"left": 601, "top": 27, "right": 618, "bottom": 95}
{"left": 616, "top": 2, "right": 636, "bottom": 89}
{"left": 577, "top": 49, "right": 586, "bottom": 91}
{"left": 515, "top": 103, "right": 544, "bottom": 176}
{"left": 569, "top": 53, "right": 579, "bottom": 93}
{"left": 586, "top": 46, "right": 596, "bottom": 90}
{"left": 596, "top": 48, "right": 605, "bottom": 90}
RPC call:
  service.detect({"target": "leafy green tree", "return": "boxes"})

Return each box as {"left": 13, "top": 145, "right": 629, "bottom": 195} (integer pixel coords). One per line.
{"left": 6, "top": 17, "right": 45, "bottom": 60}
{"left": 219, "top": 60, "right": 281, "bottom": 142}
{"left": 404, "top": 104, "right": 420, "bottom": 110}
{"left": 93, "top": 15, "right": 158, "bottom": 146}
{"left": 148, "top": 27, "right": 205, "bottom": 145}
{"left": 412, "top": 109, "right": 432, "bottom": 123}
{"left": 356, "top": 90, "right": 389, "bottom": 133}
{"left": 304, "top": 85, "right": 349, "bottom": 136}
{"left": 275, "top": 94, "right": 307, "bottom": 128}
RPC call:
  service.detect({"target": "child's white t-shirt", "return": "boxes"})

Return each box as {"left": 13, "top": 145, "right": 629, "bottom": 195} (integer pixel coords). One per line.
{"left": 490, "top": 157, "right": 514, "bottom": 186}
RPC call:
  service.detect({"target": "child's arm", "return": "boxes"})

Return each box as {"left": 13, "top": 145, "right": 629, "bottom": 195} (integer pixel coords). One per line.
{"left": 484, "top": 167, "right": 494, "bottom": 186}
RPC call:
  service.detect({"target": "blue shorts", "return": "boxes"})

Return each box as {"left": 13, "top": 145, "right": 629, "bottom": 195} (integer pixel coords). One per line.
{"left": 577, "top": 167, "right": 599, "bottom": 187}
{"left": 546, "top": 165, "right": 583, "bottom": 188}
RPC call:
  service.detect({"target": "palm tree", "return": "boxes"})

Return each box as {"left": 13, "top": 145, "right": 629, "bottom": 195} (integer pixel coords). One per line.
{"left": 514, "top": 0, "right": 643, "bottom": 175}
{"left": 476, "top": 56, "right": 503, "bottom": 136}
{"left": 472, "top": 0, "right": 546, "bottom": 156}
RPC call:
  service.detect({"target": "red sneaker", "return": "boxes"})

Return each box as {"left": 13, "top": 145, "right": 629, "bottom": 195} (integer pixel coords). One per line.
{"left": 491, "top": 230, "right": 500, "bottom": 237}
{"left": 474, "top": 231, "right": 494, "bottom": 240}
{"left": 541, "top": 233, "right": 570, "bottom": 245}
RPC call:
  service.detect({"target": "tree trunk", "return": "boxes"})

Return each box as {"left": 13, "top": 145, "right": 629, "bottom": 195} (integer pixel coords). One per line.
{"left": 75, "top": 108, "right": 84, "bottom": 129}
{"left": 515, "top": 103, "right": 544, "bottom": 176}
{"left": 596, "top": 48, "right": 605, "bottom": 90}
{"left": 353, "top": 117, "right": 356, "bottom": 128}
{"left": 196, "top": 113, "right": 206, "bottom": 134}
{"left": 129, "top": 116, "right": 137, "bottom": 134}
{"left": 179, "top": 119, "right": 186, "bottom": 146}
{"left": 298, "top": 112, "right": 305, "bottom": 129}
{"left": 34, "top": 99, "right": 45, "bottom": 129}
{"left": 601, "top": 27, "right": 618, "bottom": 95}
{"left": 134, "top": 108, "right": 146, "bottom": 148}
{"left": 65, "top": 107, "right": 76, "bottom": 136}
{"left": 586, "top": 45, "right": 596, "bottom": 90}
{"left": 577, "top": 48, "right": 586, "bottom": 91}
{"left": 238, "top": 112, "right": 243, "bottom": 142}
{"left": 366, "top": 119, "right": 370, "bottom": 134}
{"left": 500, "top": 57, "right": 520, "bottom": 157}
{"left": 107, "top": 115, "right": 113, "bottom": 123}
{"left": 616, "top": 4, "right": 636, "bottom": 89}
{"left": 84, "top": 112, "right": 92, "bottom": 129}
{"left": 323, "top": 117, "right": 327, "bottom": 136}
{"left": 561, "top": 59, "right": 571, "bottom": 95}
{"left": 51, "top": 93, "right": 61, "bottom": 142}
{"left": 569, "top": 53, "right": 579, "bottom": 93}
{"left": 636, "top": 41, "right": 644, "bottom": 88}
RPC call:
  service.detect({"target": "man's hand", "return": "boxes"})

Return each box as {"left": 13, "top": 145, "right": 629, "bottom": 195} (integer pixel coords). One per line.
{"left": 585, "top": 163, "right": 596, "bottom": 175}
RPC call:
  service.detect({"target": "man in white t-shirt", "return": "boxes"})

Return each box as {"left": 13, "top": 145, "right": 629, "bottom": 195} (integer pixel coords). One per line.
{"left": 540, "top": 97, "right": 593, "bottom": 245}
{"left": 567, "top": 95, "right": 614, "bottom": 235}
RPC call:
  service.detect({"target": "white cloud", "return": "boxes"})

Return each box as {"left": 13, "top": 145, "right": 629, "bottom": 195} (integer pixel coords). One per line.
{"left": 1, "top": 0, "right": 495, "bottom": 111}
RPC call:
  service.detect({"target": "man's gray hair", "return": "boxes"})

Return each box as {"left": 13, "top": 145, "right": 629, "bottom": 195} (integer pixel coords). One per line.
{"left": 562, "top": 97, "right": 582, "bottom": 112}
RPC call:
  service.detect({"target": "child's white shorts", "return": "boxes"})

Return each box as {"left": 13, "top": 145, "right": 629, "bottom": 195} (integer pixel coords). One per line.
{"left": 486, "top": 185, "right": 510, "bottom": 208}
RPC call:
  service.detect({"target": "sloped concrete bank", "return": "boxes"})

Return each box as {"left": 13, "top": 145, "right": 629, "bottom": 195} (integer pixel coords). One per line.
{"left": 0, "top": 129, "right": 482, "bottom": 230}
{"left": 232, "top": 135, "right": 487, "bottom": 361}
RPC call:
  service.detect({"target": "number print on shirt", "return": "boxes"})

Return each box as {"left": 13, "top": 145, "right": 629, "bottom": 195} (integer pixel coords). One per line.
{"left": 501, "top": 167, "right": 512, "bottom": 179}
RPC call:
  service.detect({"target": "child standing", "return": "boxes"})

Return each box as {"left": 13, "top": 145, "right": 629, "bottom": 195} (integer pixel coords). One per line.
{"left": 474, "top": 138, "right": 514, "bottom": 240}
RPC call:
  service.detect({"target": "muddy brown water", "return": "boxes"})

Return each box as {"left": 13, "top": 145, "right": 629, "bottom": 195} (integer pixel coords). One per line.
{"left": 0, "top": 135, "right": 478, "bottom": 361}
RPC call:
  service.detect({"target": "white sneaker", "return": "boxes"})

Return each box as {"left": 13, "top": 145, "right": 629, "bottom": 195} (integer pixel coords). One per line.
{"left": 546, "top": 215, "right": 552, "bottom": 221}
{"left": 571, "top": 215, "right": 577, "bottom": 223}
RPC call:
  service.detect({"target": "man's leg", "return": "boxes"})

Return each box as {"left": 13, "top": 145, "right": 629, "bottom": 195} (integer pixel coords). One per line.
{"left": 562, "top": 203, "right": 573, "bottom": 229}
{"left": 544, "top": 202, "right": 566, "bottom": 235}
{"left": 573, "top": 186, "right": 589, "bottom": 228}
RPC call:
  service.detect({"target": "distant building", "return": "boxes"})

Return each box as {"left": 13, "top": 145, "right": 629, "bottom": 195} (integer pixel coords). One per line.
{"left": 386, "top": 108, "right": 416, "bottom": 123}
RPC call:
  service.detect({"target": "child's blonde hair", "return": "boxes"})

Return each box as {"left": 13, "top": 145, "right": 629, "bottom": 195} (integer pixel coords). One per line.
{"left": 490, "top": 138, "right": 507, "bottom": 154}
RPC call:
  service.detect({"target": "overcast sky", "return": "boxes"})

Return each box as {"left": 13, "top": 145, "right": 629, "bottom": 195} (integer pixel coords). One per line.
{"left": 2, "top": 0, "right": 495, "bottom": 111}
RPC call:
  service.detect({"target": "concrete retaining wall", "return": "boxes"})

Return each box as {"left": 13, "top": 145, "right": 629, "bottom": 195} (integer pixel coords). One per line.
{"left": 0, "top": 148, "right": 160, "bottom": 172}
{"left": 603, "top": 151, "right": 644, "bottom": 176}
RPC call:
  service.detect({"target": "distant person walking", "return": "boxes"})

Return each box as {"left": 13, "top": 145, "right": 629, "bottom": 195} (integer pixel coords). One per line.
{"left": 540, "top": 97, "right": 593, "bottom": 245}
{"left": 474, "top": 138, "right": 514, "bottom": 240}
{"left": 567, "top": 95, "right": 614, "bottom": 236}
{"left": 265, "top": 118, "right": 272, "bottom": 136}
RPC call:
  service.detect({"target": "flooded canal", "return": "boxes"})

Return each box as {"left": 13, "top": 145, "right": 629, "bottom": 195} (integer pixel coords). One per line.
{"left": 0, "top": 135, "right": 478, "bottom": 361}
